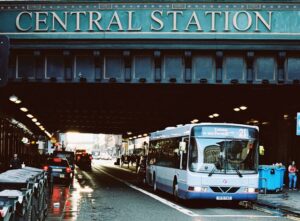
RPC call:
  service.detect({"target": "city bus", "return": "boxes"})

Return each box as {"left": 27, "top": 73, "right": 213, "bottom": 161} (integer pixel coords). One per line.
{"left": 146, "top": 123, "right": 259, "bottom": 201}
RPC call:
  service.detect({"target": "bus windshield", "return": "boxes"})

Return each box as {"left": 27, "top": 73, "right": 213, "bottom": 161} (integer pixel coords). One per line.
{"left": 189, "top": 126, "right": 258, "bottom": 174}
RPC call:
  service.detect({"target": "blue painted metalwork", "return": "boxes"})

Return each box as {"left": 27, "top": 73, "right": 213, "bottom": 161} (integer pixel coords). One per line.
{"left": 296, "top": 113, "right": 300, "bottom": 136}
{"left": 0, "top": 2, "right": 300, "bottom": 40}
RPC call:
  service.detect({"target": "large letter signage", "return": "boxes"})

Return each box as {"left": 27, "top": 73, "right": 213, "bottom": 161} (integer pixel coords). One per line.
{"left": 0, "top": 2, "right": 299, "bottom": 40}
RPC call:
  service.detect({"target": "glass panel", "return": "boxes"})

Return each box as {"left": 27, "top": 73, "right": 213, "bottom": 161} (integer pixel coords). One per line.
{"left": 76, "top": 56, "right": 95, "bottom": 79}
{"left": 46, "top": 56, "right": 64, "bottom": 79}
{"left": 164, "top": 56, "right": 183, "bottom": 79}
{"left": 189, "top": 137, "right": 257, "bottom": 174}
{"left": 193, "top": 55, "right": 214, "bottom": 80}
{"left": 105, "top": 56, "right": 123, "bottom": 79}
{"left": 255, "top": 57, "right": 276, "bottom": 81}
{"left": 134, "top": 56, "right": 153, "bottom": 79}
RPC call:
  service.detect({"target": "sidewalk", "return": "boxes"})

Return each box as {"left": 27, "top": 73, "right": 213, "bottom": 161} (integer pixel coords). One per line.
{"left": 256, "top": 189, "right": 300, "bottom": 218}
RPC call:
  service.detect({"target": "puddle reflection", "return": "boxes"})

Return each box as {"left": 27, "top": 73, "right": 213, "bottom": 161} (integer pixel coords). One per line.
{"left": 48, "top": 184, "right": 70, "bottom": 217}
{"left": 48, "top": 172, "right": 95, "bottom": 220}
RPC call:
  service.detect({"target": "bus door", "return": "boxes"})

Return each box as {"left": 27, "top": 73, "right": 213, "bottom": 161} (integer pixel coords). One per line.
{"left": 175, "top": 137, "right": 188, "bottom": 192}
{"left": 146, "top": 148, "right": 156, "bottom": 186}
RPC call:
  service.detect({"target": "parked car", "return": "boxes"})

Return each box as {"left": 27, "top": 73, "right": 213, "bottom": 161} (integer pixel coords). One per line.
{"left": 53, "top": 150, "right": 75, "bottom": 174}
{"left": 100, "top": 152, "right": 112, "bottom": 160}
{"left": 75, "top": 149, "right": 87, "bottom": 163}
{"left": 92, "top": 150, "right": 101, "bottom": 160}
{"left": 76, "top": 153, "right": 92, "bottom": 170}
{"left": 44, "top": 157, "right": 72, "bottom": 183}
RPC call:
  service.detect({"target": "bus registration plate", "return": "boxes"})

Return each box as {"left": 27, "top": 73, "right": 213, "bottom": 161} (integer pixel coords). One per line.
{"left": 216, "top": 196, "right": 232, "bottom": 200}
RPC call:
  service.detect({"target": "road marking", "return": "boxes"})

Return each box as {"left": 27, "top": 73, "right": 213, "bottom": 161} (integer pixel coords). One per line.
{"left": 193, "top": 215, "right": 280, "bottom": 218}
{"left": 81, "top": 170, "right": 97, "bottom": 187}
{"left": 94, "top": 167, "right": 280, "bottom": 219}
{"left": 95, "top": 167, "right": 199, "bottom": 217}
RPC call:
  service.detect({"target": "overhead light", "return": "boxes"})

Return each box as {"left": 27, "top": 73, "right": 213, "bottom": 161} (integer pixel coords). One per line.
{"left": 21, "top": 137, "right": 29, "bottom": 144}
{"left": 9, "top": 95, "right": 18, "bottom": 102}
{"left": 32, "top": 118, "right": 37, "bottom": 122}
{"left": 20, "top": 107, "right": 28, "bottom": 112}
{"left": 192, "top": 119, "right": 199, "bottom": 123}
{"left": 262, "top": 122, "right": 269, "bottom": 125}
{"left": 45, "top": 131, "right": 52, "bottom": 138}
{"left": 129, "top": 137, "right": 132, "bottom": 140}
{"left": 284, "top": 114, "right": 289, "bottom": 119}
{"left": 234, "top": 108, "right": 240, "bottom": 112}
{"left": 213, "top": 113, "right": 219, "bottom": 117}
{"left": 143, "top": 133, "right": 148, "bottom": 137}
{"left": 138, "top": 134, "right": 142, "bottom": 138}
{"left": 15, "top": 100, "right": 21, "bottom": 104}
{"left": 35, "top": 122, "right": 41, "bottom": 126}
{"left": 26, "top": 114, "right": 34, "bottom": 118}
{"left": 127, "top": 131, "right": 132, "bottom": 135}
{"left": 240, "top": 106, "right": 247, "bottom": 110}
{"left": 209, "top": 115, "right": 214, "bottom": 119}
{"left": 133, "top": 136, "right": 137, "bottom": 139}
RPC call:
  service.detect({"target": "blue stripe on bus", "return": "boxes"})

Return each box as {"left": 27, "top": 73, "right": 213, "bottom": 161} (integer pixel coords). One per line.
{"left": 184, "top": 191, "right": 258, "bottom": 201}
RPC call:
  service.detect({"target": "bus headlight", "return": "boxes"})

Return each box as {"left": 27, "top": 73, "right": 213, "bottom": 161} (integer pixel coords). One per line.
{"left": 245, "top": 187, "right": 257, "bottom": 193}
{"left": 189, "top": 186, "right": 208, "bottom": 192}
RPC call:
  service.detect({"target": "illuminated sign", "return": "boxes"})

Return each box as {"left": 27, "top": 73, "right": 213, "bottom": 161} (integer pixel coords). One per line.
{"left": 193, "top": 126, "right": 257, "bottom": 139}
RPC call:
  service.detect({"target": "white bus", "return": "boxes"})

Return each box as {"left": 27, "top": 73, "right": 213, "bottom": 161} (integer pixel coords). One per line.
{"left": 146, "top": 123, "right": 259, "bottom": 201}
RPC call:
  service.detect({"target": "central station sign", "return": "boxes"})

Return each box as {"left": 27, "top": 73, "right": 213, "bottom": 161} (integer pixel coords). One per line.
{"left": 0, "top": 3, "right": 300, "bottom": 39}
{"left": 15, "top": 10, "right": 272, "bottom": 33}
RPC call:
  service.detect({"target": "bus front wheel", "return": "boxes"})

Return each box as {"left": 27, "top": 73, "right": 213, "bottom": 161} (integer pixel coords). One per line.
{"left": 173, "top": 180, "right": 179, "bottom": 202}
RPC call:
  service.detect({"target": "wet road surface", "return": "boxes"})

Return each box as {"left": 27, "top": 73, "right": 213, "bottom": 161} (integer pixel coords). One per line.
{"left": 46, "top": 160, "right": 290, "bottom": 221}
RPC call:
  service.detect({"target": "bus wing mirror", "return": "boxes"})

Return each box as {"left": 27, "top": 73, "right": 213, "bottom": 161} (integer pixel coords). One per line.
{"left": 259, "top": 145, "right": 265, "bottom": 156}
{"left": 179, "top": 141, "right": 186, "bottom": 152}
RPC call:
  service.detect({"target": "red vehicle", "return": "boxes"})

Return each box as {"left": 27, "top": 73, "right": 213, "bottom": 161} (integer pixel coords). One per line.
{"left": 75, "top": 149, "right": 86, "bottom": 162}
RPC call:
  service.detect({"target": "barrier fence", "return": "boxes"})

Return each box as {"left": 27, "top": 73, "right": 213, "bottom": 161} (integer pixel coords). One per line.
{"left": 0, "top": 167, "right": 48, "bottom": 221}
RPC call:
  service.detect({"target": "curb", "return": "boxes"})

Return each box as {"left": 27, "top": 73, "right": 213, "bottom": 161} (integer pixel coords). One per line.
{"left": 253, "top": 201, "right": 300, "bottom": 220}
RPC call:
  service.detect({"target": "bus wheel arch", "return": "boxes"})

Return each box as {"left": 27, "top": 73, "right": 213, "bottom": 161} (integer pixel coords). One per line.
{"left": 153, "top": 172, "right": 157, "bottom": 192}
{"left": 173, "top": 176, "right": 179, "bottom": 201}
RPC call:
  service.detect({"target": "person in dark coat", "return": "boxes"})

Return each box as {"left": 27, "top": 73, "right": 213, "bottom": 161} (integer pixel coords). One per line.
{"left": 10, "top": 153, "right": 22, "bottom": 169}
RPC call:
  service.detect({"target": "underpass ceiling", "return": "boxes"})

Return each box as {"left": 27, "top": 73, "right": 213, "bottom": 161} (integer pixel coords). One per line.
{"left": 0, "top": 83, "right": 299, "bottom": 138}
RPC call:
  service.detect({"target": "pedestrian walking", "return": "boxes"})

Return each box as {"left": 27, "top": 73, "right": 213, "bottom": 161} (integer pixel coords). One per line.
{"left": 9, "top": 153, "right": 22, "bottom": 169}
{"left": 288, "top": 161, "right": 298, "bottom": 190}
